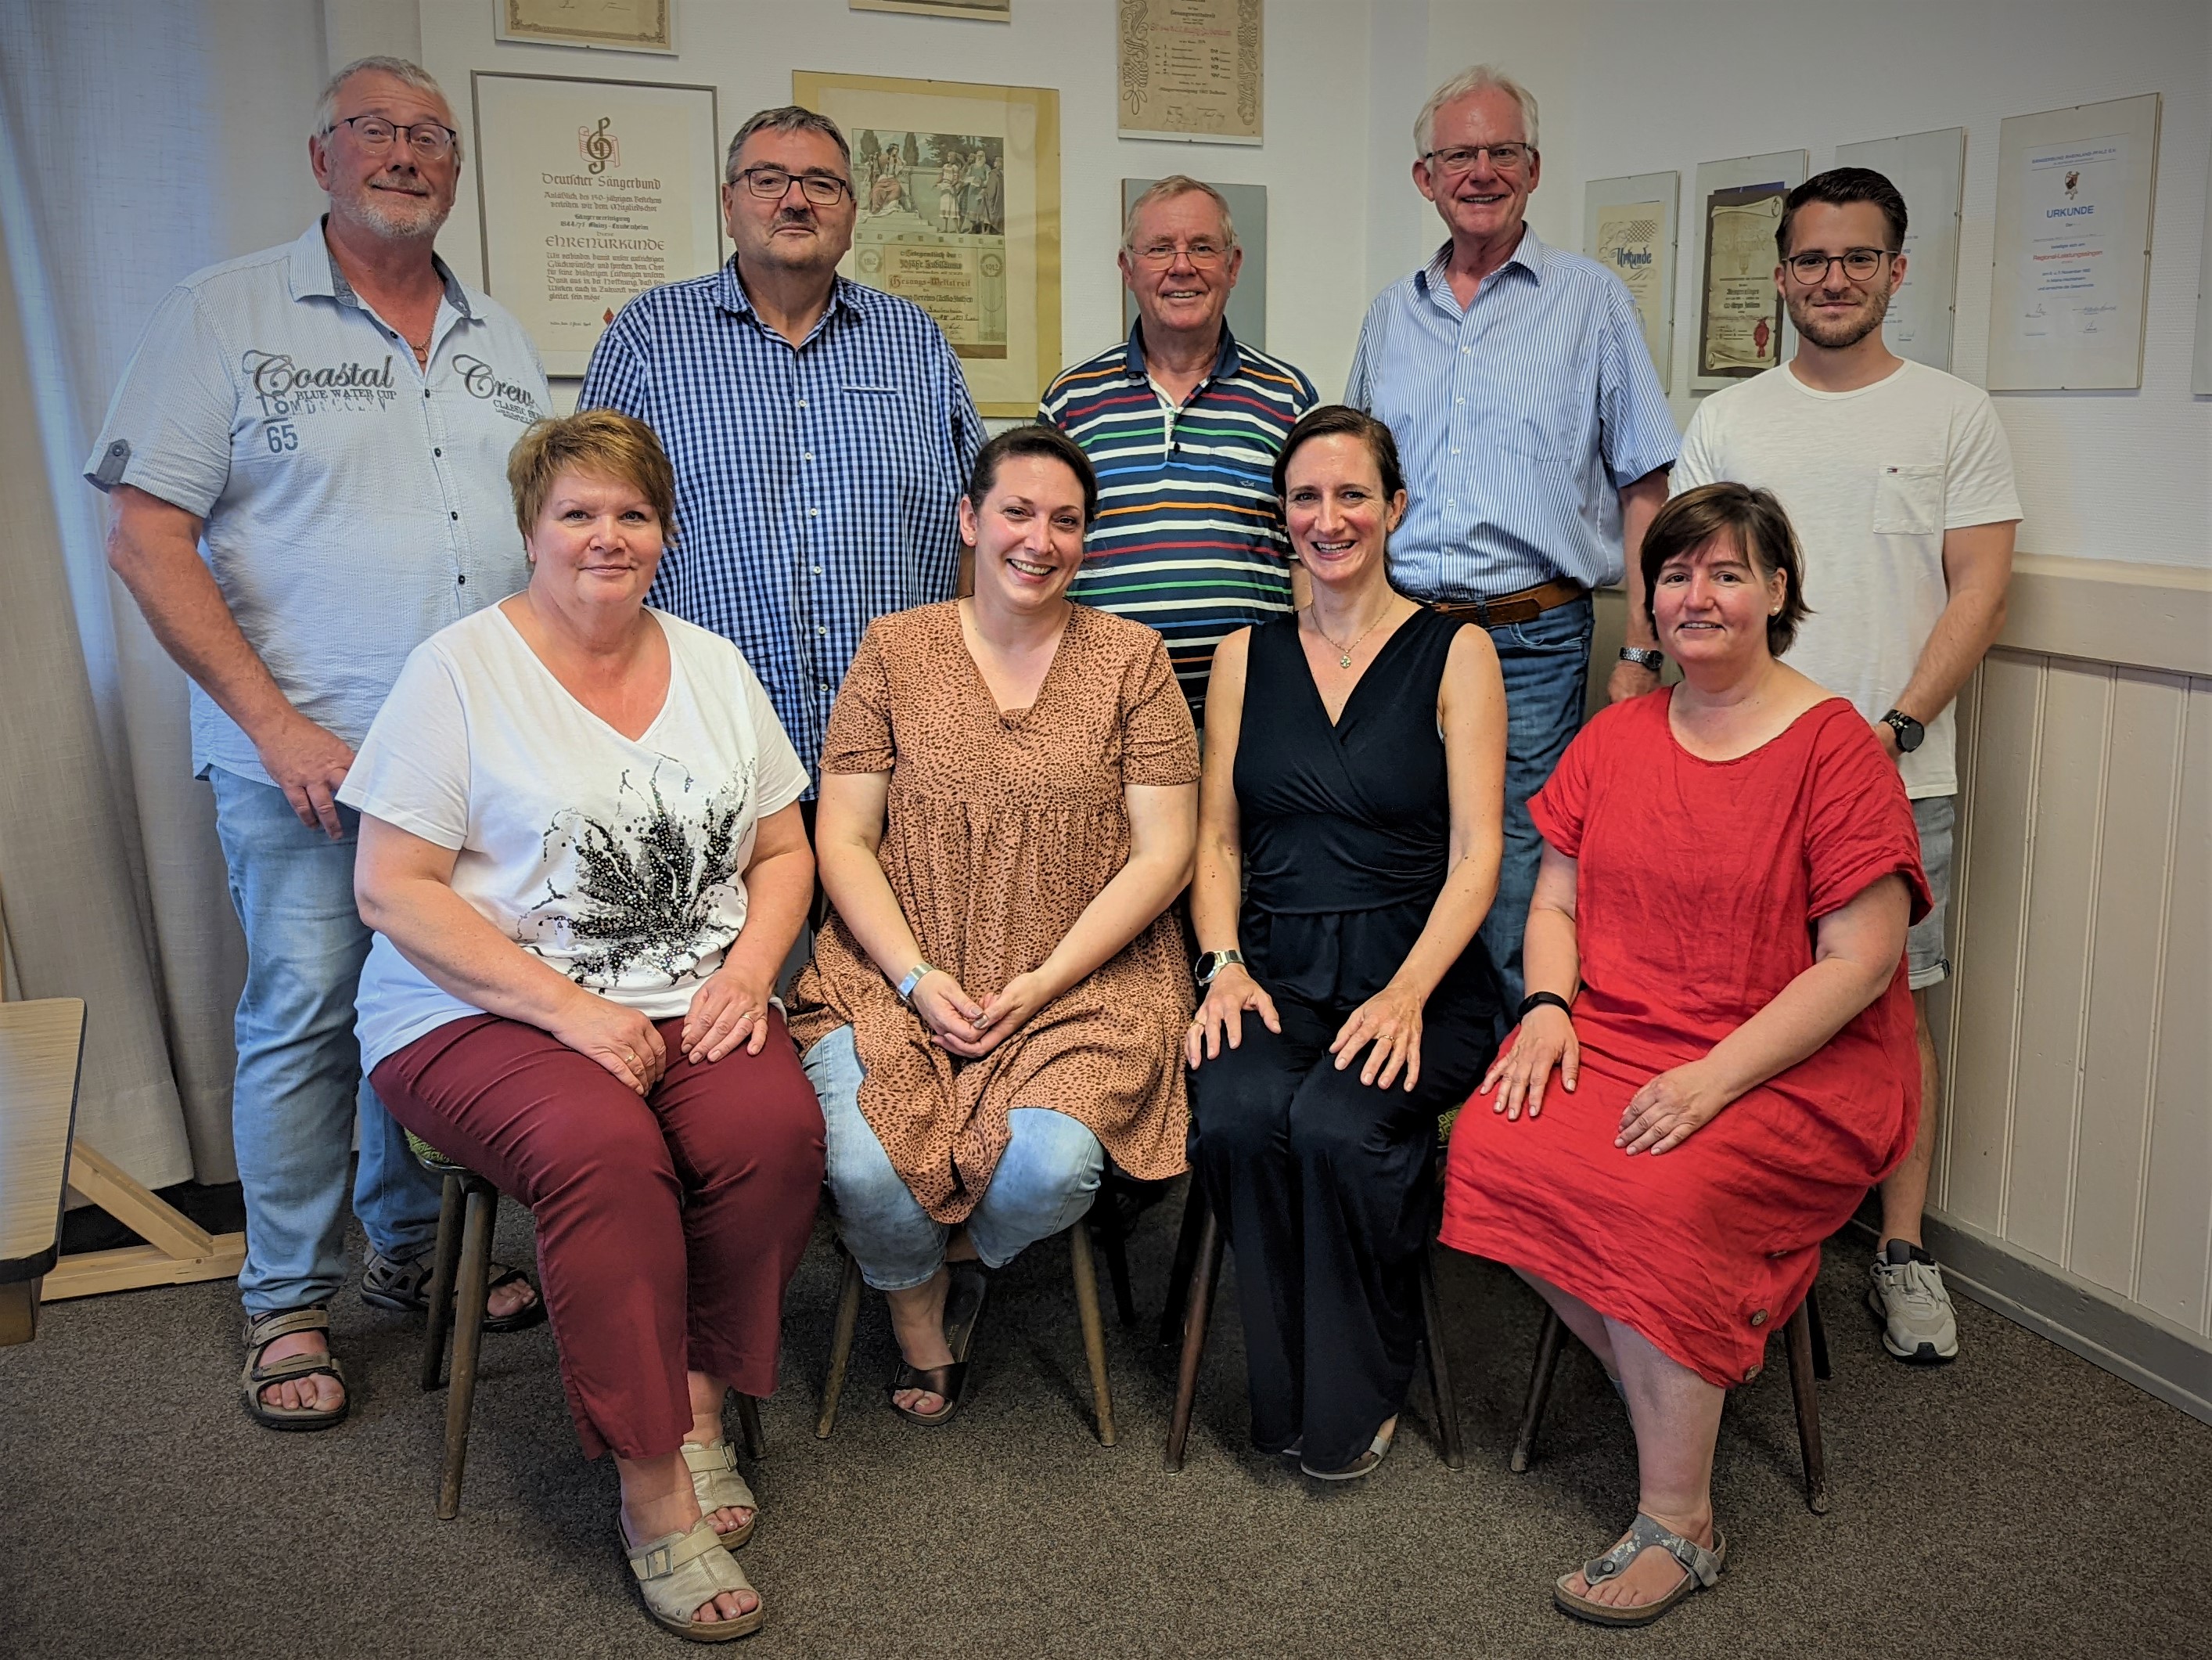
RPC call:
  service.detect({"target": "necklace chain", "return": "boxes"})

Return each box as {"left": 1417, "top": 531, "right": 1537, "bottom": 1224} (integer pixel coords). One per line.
{"left": 1311, "top": 603, "right": 1394, "bottom": 669}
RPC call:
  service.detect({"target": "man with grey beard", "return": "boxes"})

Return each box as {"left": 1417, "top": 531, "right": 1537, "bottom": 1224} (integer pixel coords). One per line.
{"left": 1674, "top": 166, "right": 2020, "bottom": 1366}
{"left": 87, "top": 56, "right": 549, "bottom": 1429}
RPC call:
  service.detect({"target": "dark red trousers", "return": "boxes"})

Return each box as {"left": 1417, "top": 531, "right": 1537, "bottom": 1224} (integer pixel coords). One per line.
{"left": 372, "top": 1010, "right": 825, "bottom": 1460}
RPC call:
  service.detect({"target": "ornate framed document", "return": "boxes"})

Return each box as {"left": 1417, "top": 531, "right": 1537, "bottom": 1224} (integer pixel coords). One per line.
{"left": 793, "top": 70, "right": 1059, "bottom": 418}
{"left": 1833, "top": 128, "right": 1966, "bottom": 372}
{"left": 1987, "top": 93, "right": 2162, "bottom": 392}
{"left": 493, "top": 0, "right": 674, "bottom": 55}
{"left": 469, "top": 73, "right": 723, "bottom": 375}
{"left": 1120, "top": 178, "right": 1266, "bottom": 349}
{"left": 1583, "top": 171, "right": 1678, "bottom": 393}
{"left": 2194, "top": 138, "right": 2212, "bottom": 396}
{"left": 853, "top": 0, "right": 1011, "bottom": 16}
{"left": 1692, "top": 149, "right": 1807, "bottom": 394}
{"left": 1118, "top": 0, "right": 1263, "bottom": 146}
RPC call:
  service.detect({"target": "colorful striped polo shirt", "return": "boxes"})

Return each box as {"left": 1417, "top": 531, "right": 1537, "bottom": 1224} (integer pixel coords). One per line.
{"left": 1040, "top": 322, "right": 1318, "bottom": 718}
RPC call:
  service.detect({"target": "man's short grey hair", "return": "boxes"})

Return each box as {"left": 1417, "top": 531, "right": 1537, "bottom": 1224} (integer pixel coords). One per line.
{"left": 1414, "top": 64, "right": 1539, "bottom": 156}
{"left": 1120, "top": 175, "right": 1238, "bottom": 250}
{"left": 726, "top": 106, "right": 851, "bottom": 182}
{"left": 313, "top": 56, "right": 460, "bottom": 162}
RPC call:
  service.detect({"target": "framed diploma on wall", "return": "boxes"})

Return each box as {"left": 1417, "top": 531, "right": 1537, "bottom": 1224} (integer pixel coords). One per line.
{"left": 793, "top": 70, "right": 1060, "bottom": 417}
{"left": 493, "top": 0, "right": 674, "bottom": 54}
{"left": 1118, "top": 0, "right": 1263, "bottom": 146}
{"left": 1833, "top": 128, "right": 1966, "bottom": 373}
{"left": 2194, "top": 137, "right": 2212, "bottom": 396}
{"left": 1692, "top": 149, "right": 1805, "bottom": 394}
{"left": 1583, "top": 171, "right": 1678, "bottom": 393}
{"left": 1987, "top": 93, "right": 2163, "bottom": 392}
{"left": 470, "top": 74, "right": 723, "bottom": 376}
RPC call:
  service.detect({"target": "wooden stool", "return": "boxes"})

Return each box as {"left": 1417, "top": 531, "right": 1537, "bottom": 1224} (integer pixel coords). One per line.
{"left": 1510, "top": 1285, "right": 1833, "bottom": 1514}
{"left": 814, "top": 1196, "right": 1129, "bottom": 1445}
{"left": 408, "top": 1134, "right": 765, "bottom": 1518}
{"left": 1160, "top": 1180, "right": 1465, "bottom": 1473}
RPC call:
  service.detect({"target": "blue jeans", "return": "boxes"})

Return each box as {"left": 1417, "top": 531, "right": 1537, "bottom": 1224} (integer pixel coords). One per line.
{"left": 1478, "top": 595, "right": 1595, "bottom": 1015}
{"left": 802, "top": 1025, "right": 1103, "bottom": 1291}
{"left": 210, "top": 768, "right": 443, "bottom": 1315}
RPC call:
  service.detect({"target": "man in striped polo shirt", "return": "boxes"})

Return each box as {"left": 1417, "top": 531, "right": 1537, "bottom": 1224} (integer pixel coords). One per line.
{"left": 1040, "top": 176, "right": 1318, "bottom": 722}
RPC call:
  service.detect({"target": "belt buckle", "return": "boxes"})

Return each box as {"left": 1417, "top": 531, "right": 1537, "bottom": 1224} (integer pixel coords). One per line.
{"left": 1472, "top": 596, "right": 1493, "bottom": 628}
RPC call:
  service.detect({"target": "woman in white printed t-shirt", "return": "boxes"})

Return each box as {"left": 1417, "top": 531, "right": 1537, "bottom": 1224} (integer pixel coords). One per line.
{"left": 340, "top": 410, "right": 822, "bottom": 1643}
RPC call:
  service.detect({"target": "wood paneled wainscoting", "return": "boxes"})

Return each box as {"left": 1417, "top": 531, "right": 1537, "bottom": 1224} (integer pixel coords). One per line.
{"left": 1592, "top": 556, "right": 2212, "bottom": 1422}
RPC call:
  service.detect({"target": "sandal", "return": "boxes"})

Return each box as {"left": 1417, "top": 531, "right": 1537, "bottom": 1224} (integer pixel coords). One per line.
{"left": 239, "top": 1305, "right": 349, "bottom": 1432}
{"left": 361, "top": 1248, "right": 546, "bottom": 1332}
{"left": 621, "top": 1514, "right": 764, "bottom": 1643}
{"left": 884, "top": 1262, "right": 987, "bottom": 1425}
{"left": 682, "top": 1439, "right": 760, "bottom": 1551}
{"left": 1553, "top": 1513, "right": 1727, "bottom": 1628}
{"left": 1301, "top": 1420, "right": 1396, "bottom": 1482}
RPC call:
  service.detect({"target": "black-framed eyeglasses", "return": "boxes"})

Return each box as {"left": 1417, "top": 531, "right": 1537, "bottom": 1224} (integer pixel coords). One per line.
{"left": 1422, "top": 142, "right": 1535, "bottom": 176}
{"left": 731, "top": 167, "right": 851, "bottom": 206}
{"left": 1786, "top": 247, "right": 1897, "bottom": 283}
{"left": 326, "top": 114, "right": 457, "bottom": 160}
{"left": 1130, "top": 240, "right": 1230, "bottom": 268}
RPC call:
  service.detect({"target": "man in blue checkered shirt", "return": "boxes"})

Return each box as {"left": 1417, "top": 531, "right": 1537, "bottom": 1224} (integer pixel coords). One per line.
{"left": 581, "top": 106, "right": 985, "bottom": 789}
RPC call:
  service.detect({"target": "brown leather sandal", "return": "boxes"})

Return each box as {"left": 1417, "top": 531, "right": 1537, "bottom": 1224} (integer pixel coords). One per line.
{"left": 239, "top": 1305, "right": 349, "bottom": 1431}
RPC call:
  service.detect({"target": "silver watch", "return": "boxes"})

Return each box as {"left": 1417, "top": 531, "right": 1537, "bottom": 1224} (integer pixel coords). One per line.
{"left": 1195, "top": 949, "right": 1246, "bottom": 986}
{"left": 896, "top": 962, "right": 935, "bottom": 1002}
{"left": 1618, "top": 646, "right": 1664, "bottom": 671}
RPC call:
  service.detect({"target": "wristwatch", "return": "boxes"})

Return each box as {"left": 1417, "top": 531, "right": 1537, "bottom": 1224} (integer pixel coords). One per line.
{"left": 896, "top": 962, "right": 935, "bottom": 1002}
{"left": 1195, "top": 949, "right": 1246, "bottom": 987}
{"left": 1880, "top": 708, "right": 1926, "bottom": 754}
{"left": 1618, "top": 646, "right": 1664, "bottom": 672}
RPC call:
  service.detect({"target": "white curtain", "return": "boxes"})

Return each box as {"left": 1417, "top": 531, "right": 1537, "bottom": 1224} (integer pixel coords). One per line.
{"left": 0, "top": 0, "right": 333, "bottom": 1182}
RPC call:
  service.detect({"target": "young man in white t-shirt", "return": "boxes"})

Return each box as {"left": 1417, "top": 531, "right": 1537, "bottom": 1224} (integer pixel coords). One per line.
{"left": 1674, "top": 167, "right": 2022, "bottom": 1364}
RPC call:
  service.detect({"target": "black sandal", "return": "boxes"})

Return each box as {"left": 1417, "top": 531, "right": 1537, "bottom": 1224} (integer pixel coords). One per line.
{"left": 885, "top": 1262, "right": 987, "bottom": 1424}
{"left": 361, "top": 1248, "right": 547, "bottom": 1332}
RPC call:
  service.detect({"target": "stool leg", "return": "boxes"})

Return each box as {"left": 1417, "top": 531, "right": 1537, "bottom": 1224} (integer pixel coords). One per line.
{"left": 1806, "top": 1282, "right": 1833, "bottom": 1381}
{"left": 1164, "top": 1207, "right": 1224, "bottom": 1472}
{"left": 815, "top": 1249, "right": 864, "bottom": 1440}
{"left": 736, "top": 1392, "right": 767, "bottom": 1460}
{"left": 1419, "top": 1242, "right": 1464, "bottom": 1471}
{"left": 1069, "top": 1219, "right": 1116, "bottom": 1446}
{"left": 1786, "top": 1300, "right": 1829, "bottom": 1514}
{"left": 1091, "top": 1178, "right": 1138, "bottom": 1328}
{"left": 1509, "top": 1306, "right": 1568, "bottom": 1475}
{"left": 438, "top": 1183, "right": 496, "bottom": 1520}
{"left": 419, "top": 1172, "right": 464, "bottom": 1392}
{"left": 1157, "top": 1181, "right": 1209, "bottom": 1347}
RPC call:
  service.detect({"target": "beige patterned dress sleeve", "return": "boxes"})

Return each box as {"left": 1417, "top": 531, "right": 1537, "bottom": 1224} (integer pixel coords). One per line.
{"left": 789, "top": 602, "right": 1200, "bottom": 1223}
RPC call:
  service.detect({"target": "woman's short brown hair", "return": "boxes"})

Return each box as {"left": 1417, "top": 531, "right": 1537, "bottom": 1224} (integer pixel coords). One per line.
{"left": 508, "top": 409, "right": 678, "bottom": 545}
{"left": 1271, "top": 404, "right": 1405, "bottom": 502}
{"left": 967, "top": 423, "right": 1099, "bottom": 525}
{"left": 1640, "top": 481, "right": 1811, "bottom": 657}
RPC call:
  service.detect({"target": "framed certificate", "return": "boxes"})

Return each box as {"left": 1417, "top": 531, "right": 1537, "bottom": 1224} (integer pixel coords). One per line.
{"left": 1692, "top": 149, "right": 1807, "bottom": 394}
{"left": 794, "top": 70, "right": 1059, "bottom": 417}
{"left": 1834, "top": 128, "right": 1967, "bottom": 372}
{"left": 1583, "top": 171, "right": 1679, "bottom": 393}
{"left": 469, "top": 73, "right": 724, "bottom": 375}
{"left": 493, "top": 0, "right": 674, "bottom": 55}
{"left": 852, "top": 0, "right": 1011, "bottom": 16}
{"left": 1117, "top": 0, "right": 1263, "bottom": 146}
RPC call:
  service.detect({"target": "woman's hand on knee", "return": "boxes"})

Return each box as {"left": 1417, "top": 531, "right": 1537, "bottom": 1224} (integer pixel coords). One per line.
{"left": 1186, "top": 965, "right": 1279, "bottom": 1068}
{"left": 1480, "top": 1006, "right": 1577, "bottom": 1121}
{"left": 550, "top": 993, "right": 667, "bottom": 1095}
{"left": 1329, "top": 982, "right": 1425, "bottom": 1091}
{"left": 1616, "top": 1060, "right": 1728, "bottom": 1154}
{"left": 682, "top": 966, "right": 775, "bottom": 1064}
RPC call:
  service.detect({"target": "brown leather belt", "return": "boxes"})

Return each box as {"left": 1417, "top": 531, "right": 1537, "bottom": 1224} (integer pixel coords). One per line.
{"left": 1424, "top": 578, "right": 1587, "bottom": 628}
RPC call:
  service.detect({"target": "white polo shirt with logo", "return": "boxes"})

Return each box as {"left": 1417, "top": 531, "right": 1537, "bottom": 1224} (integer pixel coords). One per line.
{"left": 85, "top": 218, "right": 551, "bottom": 788}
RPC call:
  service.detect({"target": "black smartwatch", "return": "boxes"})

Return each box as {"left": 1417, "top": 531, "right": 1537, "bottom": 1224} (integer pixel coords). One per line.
{"left": 1880, "top": 708, "right": 1925, "bottom": 754}
{"left": 1516, "top": 990, "right": 1573, "bottom": 1022}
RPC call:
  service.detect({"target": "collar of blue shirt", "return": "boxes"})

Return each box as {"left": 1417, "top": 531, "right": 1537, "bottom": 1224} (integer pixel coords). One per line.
{"left": 1120, "top": 316, "right": 1243, "bottom": 383}
{"left": 711, "top": 258, "right": 867, "bottom": 342}
{"left": 1414, "top": 224, "right": 1548, "bottom": 309}
{"left": 286, "top": 217, "right": 473, "bottom": 319}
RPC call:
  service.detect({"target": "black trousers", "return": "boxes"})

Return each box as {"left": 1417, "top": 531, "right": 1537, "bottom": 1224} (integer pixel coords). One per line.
{"left": 1189, "top": 980, "right": 1494, "bottom": 1470}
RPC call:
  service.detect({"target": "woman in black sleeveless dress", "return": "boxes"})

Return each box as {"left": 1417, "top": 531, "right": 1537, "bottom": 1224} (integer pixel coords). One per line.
{"left": 1186, "top": 407, "right": 1506, "bottom": 1478}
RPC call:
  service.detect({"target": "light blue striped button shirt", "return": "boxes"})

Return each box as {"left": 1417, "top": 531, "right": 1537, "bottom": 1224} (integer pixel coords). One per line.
{"left": 1345, "top": 229, "right": 1678, "bottom": 599}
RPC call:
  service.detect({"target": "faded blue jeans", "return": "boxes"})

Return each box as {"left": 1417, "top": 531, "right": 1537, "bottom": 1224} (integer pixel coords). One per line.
{"left": 1478, "top": 594, "right": 1595, "bottom": 1017}
{"left": 801, "top": 1024, "right": 1103, "bottom": 1291}
{"left": 210, "top": 768, "right": 443, "bottom": 1316}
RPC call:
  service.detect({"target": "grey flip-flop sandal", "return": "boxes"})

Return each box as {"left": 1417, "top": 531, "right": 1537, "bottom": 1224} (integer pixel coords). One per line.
{"left": 1554, "top": 1513, "right": 1726, "bottom": 1627}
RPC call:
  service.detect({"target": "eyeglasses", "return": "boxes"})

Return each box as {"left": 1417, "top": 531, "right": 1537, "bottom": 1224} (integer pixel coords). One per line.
{"left": 1129, "top": 240, "right": 1230, "bottom": 268}
{"left": 1422, "top": 142, "right": 1535, "bottom": 176}
{"left": 1786, "top": 247, "right": 1897, "bottom": 283}
{"left": 326, "top": 115, "right": 457, "bottom": 160}
{"left": 732, "top": 167, "right": 852, "bottom": 206}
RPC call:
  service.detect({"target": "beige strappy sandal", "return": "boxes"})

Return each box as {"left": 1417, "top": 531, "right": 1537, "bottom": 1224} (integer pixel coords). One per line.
{"left": 620, "top": 1514, "right": 764, "bottom": 1642}
{"left": 239, "top": 1305, "right": 349, "bottom": 1431}
{"left": 681, "top": 1438, "right": 760, "bottom": 1550}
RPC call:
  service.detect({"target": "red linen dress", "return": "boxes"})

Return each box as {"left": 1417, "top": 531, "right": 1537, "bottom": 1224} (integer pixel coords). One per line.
{"left": 1440, "top": 692, "right": 1930, "bottom": 1387}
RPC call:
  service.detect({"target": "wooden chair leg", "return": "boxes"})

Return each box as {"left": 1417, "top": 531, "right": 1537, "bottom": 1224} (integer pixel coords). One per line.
{"left": 1157, "top": 1179, "right": 1209, "bottom": 1347}
{"left": 815, "top": 1248, "right": 864, "bottom": 1440}
{"left": 1786, "top": 1298, "right": 1829, "bottom": 1514}
{"left": 1068, "top": 1219, "right": 1116, "bottom": 1446}
{"left": 1509, "top": 1305, "right": 1568, "bottom": 1475}
{"left": 1163, "top": 1206, "right": 1225, "bottom": 1472}
{"left": 1805, "top": 1281, "right": 1833, "bottom": 1381}
{"left": 735, "top": 1392, "right": 766, "bottom": 1460}
{"left": 419, "top": 1172, "right": 464, "bottom": 1392}
{"left": 438, "top": 1181, "right": 496, "bottom": 1519}
{"left": 1418, "top": 1241, "right": 1464, "bottom": 1470}
{"left": 1090, "top": 1176, "right": 1138, "bottom": 1328}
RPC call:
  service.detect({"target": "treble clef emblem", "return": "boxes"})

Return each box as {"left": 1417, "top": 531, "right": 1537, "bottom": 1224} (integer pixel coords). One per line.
{"left": 583, "top": 116, "right": 615, "bottom": 175}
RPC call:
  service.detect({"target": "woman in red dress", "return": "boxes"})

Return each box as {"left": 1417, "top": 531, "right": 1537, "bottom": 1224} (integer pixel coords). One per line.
{"left": 1441, "top": 482, "right": 1929, "bottom": 1629}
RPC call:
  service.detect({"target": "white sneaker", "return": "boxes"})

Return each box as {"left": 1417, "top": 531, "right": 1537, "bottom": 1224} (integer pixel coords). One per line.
{"left": 1868, "top": 1239, "right": 1959, "bottom": 1363}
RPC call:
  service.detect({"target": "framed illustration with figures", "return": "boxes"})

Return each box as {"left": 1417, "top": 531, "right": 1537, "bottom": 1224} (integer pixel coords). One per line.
{"left": 469, "top": 73, "right": 724, "bottom": 375}
{"left": 793, "top": 70, "right": 1060, "bottom": 417}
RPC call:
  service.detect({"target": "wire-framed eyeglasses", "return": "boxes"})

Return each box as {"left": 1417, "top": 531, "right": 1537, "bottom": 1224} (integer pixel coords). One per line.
{"left": 1786, "top": 248, "right": 1897, "bottom": 283}
{"left": 1422, "top": 142, "right": 1535, "bottom": 176}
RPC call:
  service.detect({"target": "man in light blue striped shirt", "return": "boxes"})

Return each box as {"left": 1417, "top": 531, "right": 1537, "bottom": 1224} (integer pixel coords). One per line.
{"left": 1347, "top": 65, "right": 1678, "bottom": 1009}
